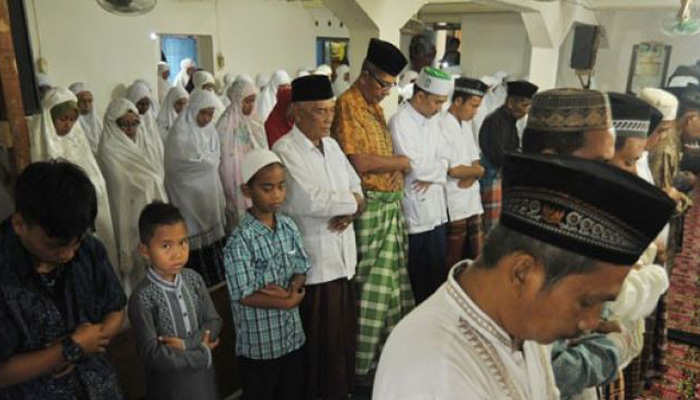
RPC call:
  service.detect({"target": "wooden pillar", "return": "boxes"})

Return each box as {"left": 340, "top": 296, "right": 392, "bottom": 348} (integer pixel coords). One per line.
{"left": 0, "top": 0, "right": 30, "bottom": 192}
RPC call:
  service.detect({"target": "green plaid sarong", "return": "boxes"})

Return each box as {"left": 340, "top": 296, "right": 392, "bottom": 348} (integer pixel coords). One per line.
{"left": 354, "top": 191, "right": 415, "bottom": 381}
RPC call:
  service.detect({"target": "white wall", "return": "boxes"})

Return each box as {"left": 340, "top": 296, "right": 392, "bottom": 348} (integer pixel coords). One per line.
{"left": 25, "top": 0, "right": 348, "bottom": 114}
{"left": 460, "top": 13, "right": 531, "bottom": 80}
{"left": 557, "top": 10, "right": 700, "bottom": 93}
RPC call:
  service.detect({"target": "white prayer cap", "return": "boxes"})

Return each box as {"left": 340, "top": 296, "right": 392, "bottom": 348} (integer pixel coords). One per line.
{"left": 480, "top": 75, "right": 499, "bottom": 88}
{"left": 297, "top": 69, "right": 310, "bottom": 78}
{"left": 669, "top": 75, "right": 700, "bottom": 87}
{"left": 68, "top": 82, "right": 90, "bottom": 95}
{"left": 193, "top": 70, "right": 216, "bottom": 90}
{"left": 242, "top": 149, "right": 283, "bottom": 184}
{"left": 314, "top": 64, "right": 333, "bottom": 77}
{"left": 640, "top": 88, "right": 678, "bottom": 122}
{"left": 415, "top": 67, "right": 454, "bottom": 96}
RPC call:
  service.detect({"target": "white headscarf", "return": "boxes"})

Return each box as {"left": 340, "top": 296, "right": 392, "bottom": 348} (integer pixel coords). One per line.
{"left": 220, "top": 73, "right": 237, "bottom": 108}
{"left": 28, "top": 87, "right": 118, "bottom": 270}
{"left": 97, "top": 98, "right": 168, "bottom": 295}
{"left": 157, "top": 85, "right": 189, "bottom": 142}
{"left": 296, "top": 68, "right": 310, "bottom": 78}
{"left": 332, "top": 64, "right": 351, "bottom": 97}
{"left": 191, "top": 70, "right": 226, "bottom": 124}
{"left": 164, "top": 89, "right": 226, "bottom": 248}
{"left": 133, "top": 79, "right": 160, "bottom": 116}
{"left": 174, "top": 58, "right": 196, "bottom": 89}
{"left": 471, "top": 75, "right": 503, "bottom": 144}
{"left": 255, "top": 73, "right": 270, "bottom": 90}
{"left": 235, "top": 74, "right": 254, "bottom": 85}
{"left": 216, "top": 80, "right": 267, "bottom": 225}
{"left": 257, "top": 70, "right": 291, "bottom": 123}
{"left": 69, "top": 82, "right": 103, "bottom": 154}
{"left": 157, "top": 62, "right": 172, "bottom": 105}
{"left": 126, "top": 81, "right": 165, "bottom": 178}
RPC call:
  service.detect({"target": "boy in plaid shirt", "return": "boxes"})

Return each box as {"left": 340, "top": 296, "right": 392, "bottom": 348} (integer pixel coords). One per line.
{"left": 223, "top": 149, "right": 309, "bottom": 400}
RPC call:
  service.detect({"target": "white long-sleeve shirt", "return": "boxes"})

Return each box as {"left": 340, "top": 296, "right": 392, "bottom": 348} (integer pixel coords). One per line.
{"left": 389, "top": 103, "right": 449, "bottom": 234}
{"left": 439, "top": 111, "right": 484, "bottom": 222}
{"left": 374, "top": 262, "right": 560, "bottom": 400}
{"left": 273, "top": 126, "right": 362, "bottom": 285}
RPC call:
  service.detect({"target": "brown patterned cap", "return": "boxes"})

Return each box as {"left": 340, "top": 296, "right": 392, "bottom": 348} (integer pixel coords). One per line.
{"left": 526, "top": 88, "right": 612, "bottom": 133}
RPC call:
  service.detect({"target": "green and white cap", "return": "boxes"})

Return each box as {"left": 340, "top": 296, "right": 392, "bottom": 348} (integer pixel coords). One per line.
{"left": 415, "top": 67, "right": 453, "bottom": 96}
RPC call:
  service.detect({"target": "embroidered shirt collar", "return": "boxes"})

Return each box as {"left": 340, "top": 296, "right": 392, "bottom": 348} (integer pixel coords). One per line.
{"left": 446, "top": 261, "right": 515, "bottom": 350}
{"left": 147, "top": 267, "right": 182, "bottom": 291}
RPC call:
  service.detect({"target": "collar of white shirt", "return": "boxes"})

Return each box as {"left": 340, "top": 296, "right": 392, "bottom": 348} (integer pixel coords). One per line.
{"left": 406, "top": 102, "right": 430, "bottom": 127}
{"left": 291, "top": 125, "right": 325, "bottom": 153}
{"left": 447, "top": 261, "right": 516, "bottom": 351}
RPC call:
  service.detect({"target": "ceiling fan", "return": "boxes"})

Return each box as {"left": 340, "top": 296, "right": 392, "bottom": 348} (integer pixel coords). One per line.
{"left": 97, "top": 0, "right": 157, "bottom": 16}
{"left": 661, "top": 0, "right": 700, "bottom": 37}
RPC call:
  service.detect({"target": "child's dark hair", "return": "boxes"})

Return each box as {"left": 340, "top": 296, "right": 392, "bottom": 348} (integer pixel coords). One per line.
{"left": 245, "top": 162, "right": 285, "bottom": 186}
{"left": 138, "top": 201, "right": 186, "bottom": 244}
{"left": 16, "top": 159, "right": 97, "bottom": 241}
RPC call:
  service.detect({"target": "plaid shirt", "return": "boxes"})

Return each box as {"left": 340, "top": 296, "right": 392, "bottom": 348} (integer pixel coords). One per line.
{"left": 223, "top": 212, "right": 310, "bottom": 360}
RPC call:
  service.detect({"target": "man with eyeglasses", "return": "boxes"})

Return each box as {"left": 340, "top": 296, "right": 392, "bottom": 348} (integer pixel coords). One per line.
{"left": 331, "top": 38, "right": 414, "bottom": 388}
{"left": 0, "top": 160, "right": 127, "bottom": 400}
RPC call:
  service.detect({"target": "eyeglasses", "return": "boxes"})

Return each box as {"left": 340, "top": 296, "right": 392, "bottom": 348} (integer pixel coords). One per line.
{"left": 365, "top": 69, "right": 397, "bottom": 90}
{"left": 117, "top": 120, "right": 140, "bottom": 129}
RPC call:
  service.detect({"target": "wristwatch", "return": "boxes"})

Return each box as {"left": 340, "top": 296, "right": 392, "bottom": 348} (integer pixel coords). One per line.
{"left": 61, "top": 336, "right": 84, "bottom": 363}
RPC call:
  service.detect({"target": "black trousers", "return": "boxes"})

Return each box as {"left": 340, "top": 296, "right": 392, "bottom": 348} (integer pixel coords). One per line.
{"left": 408, "top": 223, "right": 448, "bottom": 304}
{"left": 239, "top": 348, "right": 304, "bottom": 400}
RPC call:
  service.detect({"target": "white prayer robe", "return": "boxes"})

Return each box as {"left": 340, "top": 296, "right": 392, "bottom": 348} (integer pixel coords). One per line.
{"left": 439, "top": 111, "right": 484, "bottom": 222}
{"left": 157, "top": 86, "right": 189, "bottom": 142}
{"left": 192, "top": 70, "right": 226, "bottom": 123}
{"left": 157, "top": 62, "right": 172, "bottom": 105}
{"left": 389, "top": 103, "right": 449, "bottom": 234}
{"left": 374, "top": 262, "right": 560, "bottom": 400}
{"left": 97, "top": 99, "right": 168, "bottom": 295}
{"left": 68, "top": 83, "right": 103, "bottom": 154}
{"left": 28, "top": 87, "right": 119, "bottom": 271}
{"left": 257, "top": 70, "right": 291, "bottom": 123}
{"left": 273, "top": 126, "right": 362, "bottom": 285}
{"left": 164, "top": 89, "right": 226, "bottom": 250}
{"left": 216, "top": 80, "right": 267, "bottom": 226}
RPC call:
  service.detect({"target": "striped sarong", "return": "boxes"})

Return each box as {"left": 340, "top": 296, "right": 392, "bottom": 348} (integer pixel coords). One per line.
{"left": 480, "top": 177, "right": 502, "bottom": 235}
{"left": 354, "top": 191, "right": 415, "bottom": 383}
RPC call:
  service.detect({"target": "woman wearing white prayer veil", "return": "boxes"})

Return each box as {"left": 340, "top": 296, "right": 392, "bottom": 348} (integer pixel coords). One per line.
{"left": 174, "top": 58, "right": 197, "bottom": 90}
{"left": 157, "top": 62, "right": 172, "bottom": 105}
{"left": 28, "top": 87, "right": 119, "bottom": 272}
{"left": 69, "top": 82, "right": 103, "bottom": 154}
{"left": 133, "top": 79, "right": 160, "bottom": 116}
{"left": 255, "top": 73, "right": 269, "bottom": 91}
{"left": 126, "top": 81, "right": 166, "bottom": 177}
{"left": 332, "top": 64, "right": 351, "bottom": 97}
{"left": 98, "top": 98, "right": 168, "bottom": 295}
{"left": 192, "top": 70, "right": 226, "bottom": 122}
{"left": 164, "top": 89, "right": 227, "bottom": 286}
{"left": 156, "top": 86, "right": 189, "bottom": 141}
{"left": 216, "top": 79, "right": 267, "bottom": 227}
{"left": 256, "top": 69, "right": 291, "bottom": 122}
{"left": 220, "top": 73, "right": 236, "bottom": 108}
